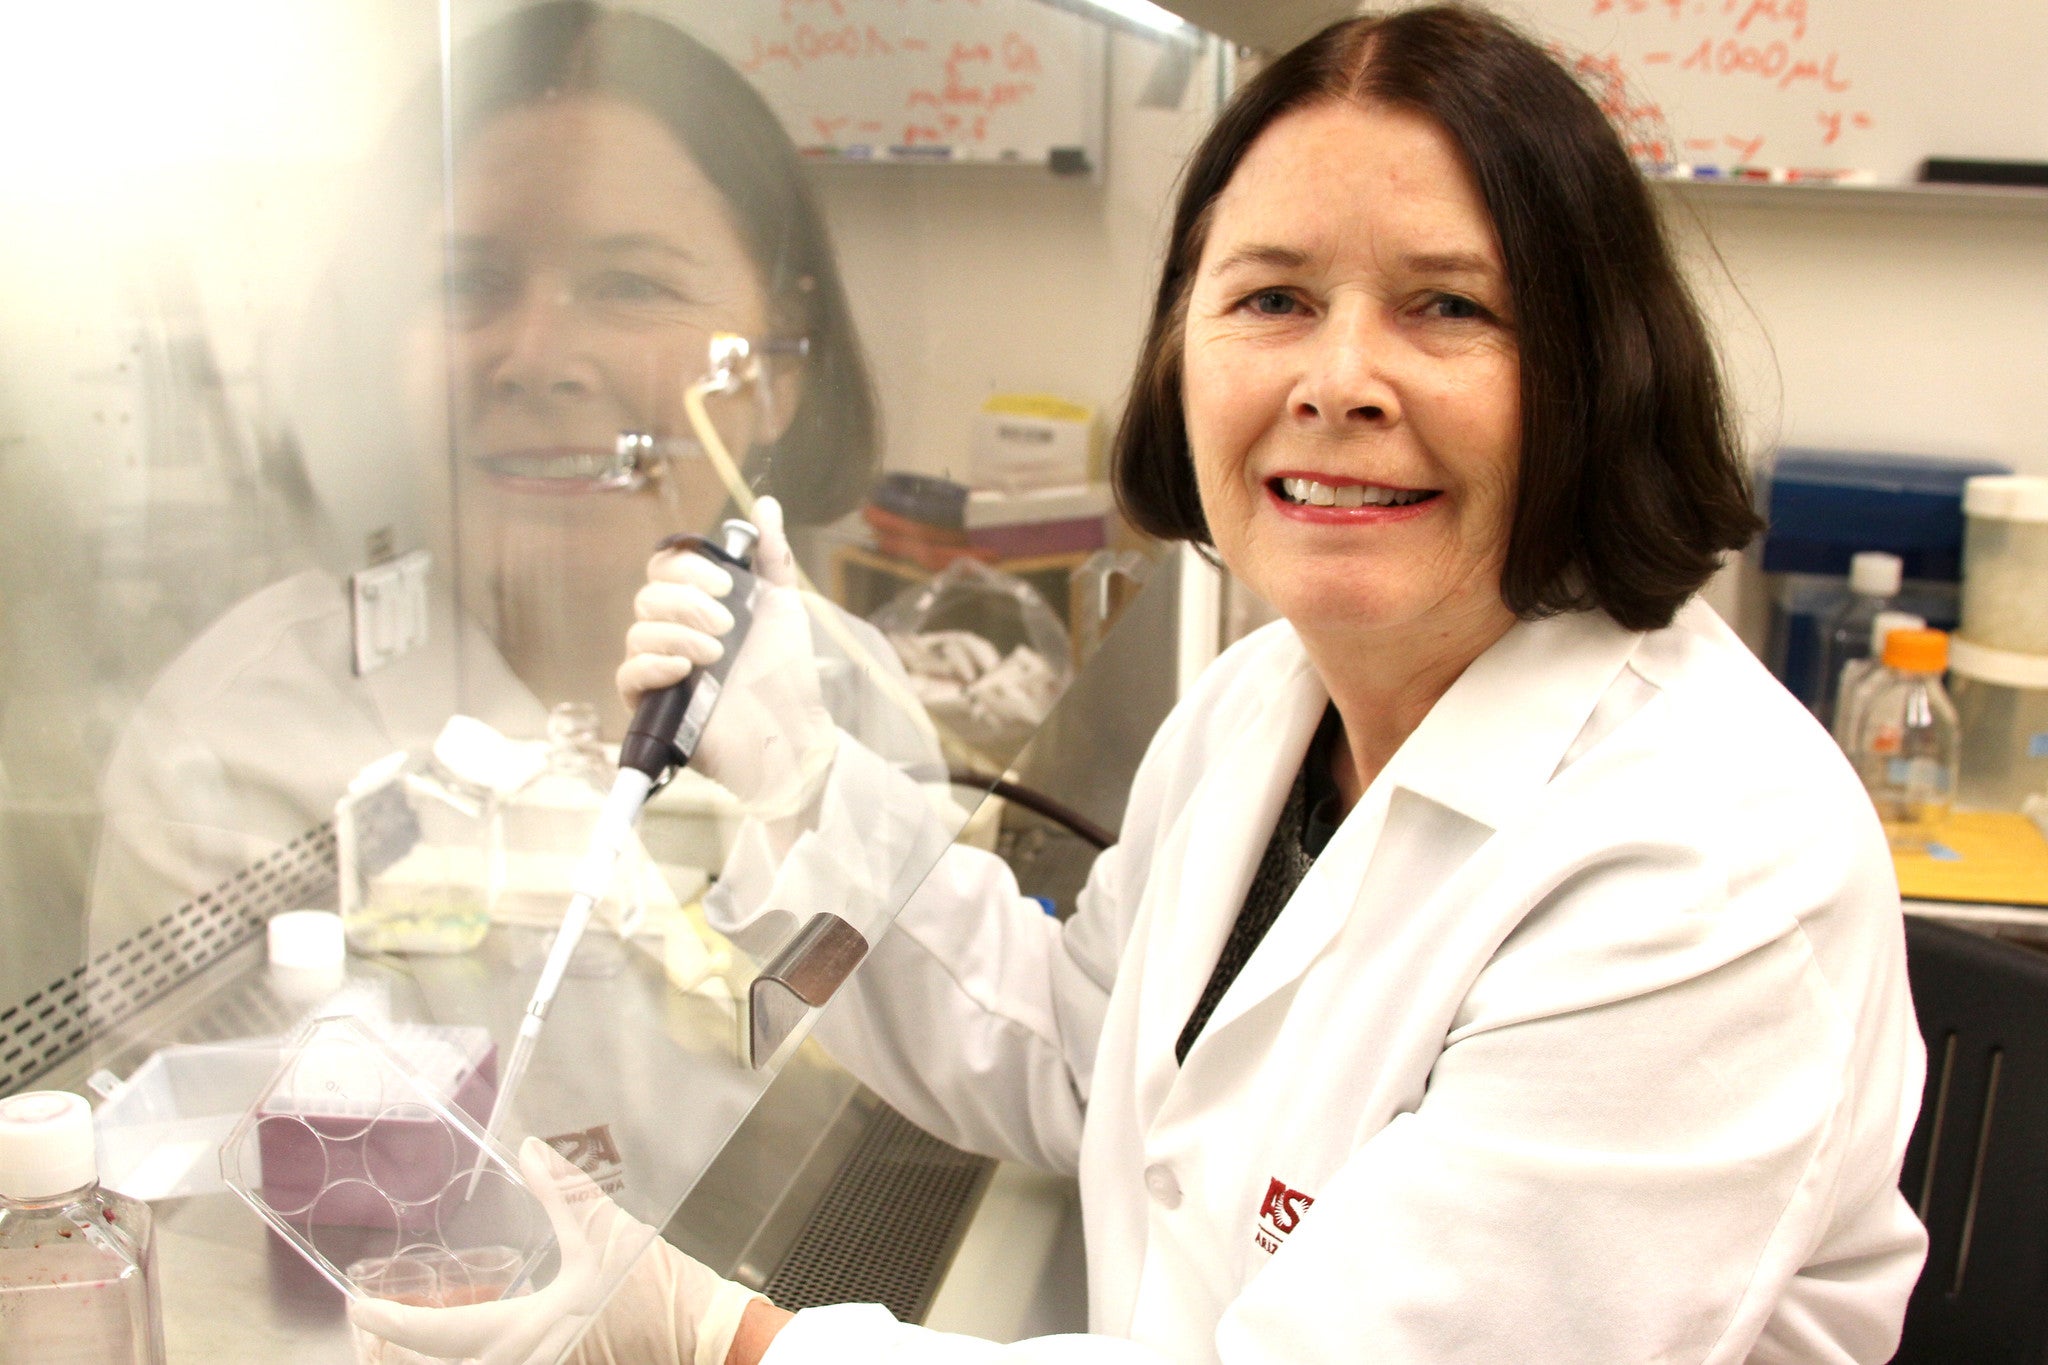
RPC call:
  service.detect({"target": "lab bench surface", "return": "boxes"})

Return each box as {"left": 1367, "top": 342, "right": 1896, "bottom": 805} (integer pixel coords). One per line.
{"left": 26, "top": 923, "right": 993, "bottom": 1361}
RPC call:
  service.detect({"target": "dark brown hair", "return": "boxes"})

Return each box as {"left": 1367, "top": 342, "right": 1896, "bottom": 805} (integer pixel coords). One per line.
{"left": 1112, "top": 5, "right": 1761, "bottom": 632}
{"left": 441, "top": 1, "right": 876, "bottom": 525}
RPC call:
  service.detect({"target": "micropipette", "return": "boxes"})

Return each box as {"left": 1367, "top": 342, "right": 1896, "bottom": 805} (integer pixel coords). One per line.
{"left": 476, "top": 517, "right": 761, "bottom": 1153}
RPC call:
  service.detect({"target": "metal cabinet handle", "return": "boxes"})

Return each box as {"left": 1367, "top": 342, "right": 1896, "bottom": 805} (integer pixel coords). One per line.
{"left": 748, "top": 914, "right": 869, "bottom": 1068}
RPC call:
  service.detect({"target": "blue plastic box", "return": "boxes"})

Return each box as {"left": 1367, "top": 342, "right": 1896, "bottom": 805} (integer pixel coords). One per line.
{"left": 1763, "top": 449, "right": 2012, "bottom": 582}
{"left": 1761, "top": 449, "right": 2010, "bottom": 707}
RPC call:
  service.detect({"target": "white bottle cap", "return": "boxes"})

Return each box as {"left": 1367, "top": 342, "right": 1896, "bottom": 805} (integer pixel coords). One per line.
{"left": 0, "top": 1090, "right": 96, "bottom": 1200}
{"left": 1849, "top": 551, "right": 1903, "bottom": 597}
{"left": 1869, "top": 610, "right": 1926, "bottom": 656}
{"left": 268, "top": 910, "right": 348, "bottom": 1002}
{"left": 269, "top": 909, "right": 345, "bottom": 971}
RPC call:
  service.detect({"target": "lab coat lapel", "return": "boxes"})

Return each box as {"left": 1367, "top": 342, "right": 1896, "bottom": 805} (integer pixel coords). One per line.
{"left": 1177, "top": 609, "right": 1646, "bottom": 1071}
{"left": 1129, "top": 653, "right": 1326, "bottom": 1130}
{"left": 1177, "top": 778, "right": 1393, "bottom": 1078}
{"left": 1388, "top": 607, "right": 1644, "bottom": 831}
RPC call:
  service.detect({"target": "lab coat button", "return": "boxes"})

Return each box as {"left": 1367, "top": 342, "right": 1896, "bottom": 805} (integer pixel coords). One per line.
{"left": 1144, "top": 1163, "right": 1181, "bottom": 1209}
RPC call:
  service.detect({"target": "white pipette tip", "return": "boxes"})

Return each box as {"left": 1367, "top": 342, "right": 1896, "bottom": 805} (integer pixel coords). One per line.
{"left": 484, "top": 1017, "right": 542, "bottom": 1137}
{"left": 465, "top": 768, "right": 656, "bottom": 1198}
{"left": 465, "top": 1015, "right": 541, "bottom": 1198}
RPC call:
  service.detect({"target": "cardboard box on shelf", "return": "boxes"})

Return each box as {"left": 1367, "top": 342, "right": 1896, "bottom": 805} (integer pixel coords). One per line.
{"left": 971, "top": 395, "right": 1097, "bottom": 491}
{"left": 966, "top": 483, "right": 1111, "bottom": 558}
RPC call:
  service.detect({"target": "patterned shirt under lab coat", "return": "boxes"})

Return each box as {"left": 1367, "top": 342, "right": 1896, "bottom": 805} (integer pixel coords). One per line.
{"left": 709, "top": 598, "right": 1927, "bottom": 1364}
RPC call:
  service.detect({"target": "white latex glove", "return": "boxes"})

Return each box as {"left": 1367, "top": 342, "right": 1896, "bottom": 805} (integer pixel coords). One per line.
{"left": 350, "top": 1137, "right": 762, "bottom": 1365}
{"left": 617, "top": 496, "right": 836, "bottom": 820}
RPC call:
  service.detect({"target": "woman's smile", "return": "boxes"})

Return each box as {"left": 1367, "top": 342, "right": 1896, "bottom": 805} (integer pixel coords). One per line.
{"left": 1265, "top": 472, "right": 1441, "bottom": 521}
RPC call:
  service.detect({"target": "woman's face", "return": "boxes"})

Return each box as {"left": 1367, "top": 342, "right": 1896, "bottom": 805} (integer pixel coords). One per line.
{"left": 408, "top": 94, "right": 789, "bottom": 729}
{"left": 1180, "top": 99, "right": 1521, "bottom": 657}
{"left": 433, "top": 94, "right": 785, "bottom": 474}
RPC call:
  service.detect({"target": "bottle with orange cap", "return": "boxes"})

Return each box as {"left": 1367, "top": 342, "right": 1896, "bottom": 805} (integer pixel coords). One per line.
{"left": 1830, "top": 609, "right": 1928, "bottom": 753}
{"left": 1847, "top": 627, "right": 1961, "bottom": 854}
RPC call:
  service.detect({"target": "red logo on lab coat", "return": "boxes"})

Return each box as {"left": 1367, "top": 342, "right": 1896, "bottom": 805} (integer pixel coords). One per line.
{"left": 1254, "top": 1178, "right": 1315, "bottom": 1254}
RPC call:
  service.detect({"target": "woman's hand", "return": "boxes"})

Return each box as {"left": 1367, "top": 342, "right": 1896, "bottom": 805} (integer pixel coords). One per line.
{"left": 349, "top": 1137, "right": 773, "bottom": 1365}
{"left": 617, "top": 495, "right": 836, "bottom": 818}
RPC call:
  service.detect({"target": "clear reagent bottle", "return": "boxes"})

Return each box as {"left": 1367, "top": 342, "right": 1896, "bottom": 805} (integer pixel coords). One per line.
{"left": 0, "top": 1090, "right": 166, "bottom": 1364}
{"left": 1816, "top": 550, "right": 1904, "bottom": 727}
{"left": 1849, "top": 627, "right": 1961, "bottom": 854}
{"left": 1831, "top": 609, "right": 1927, "bottom": 751}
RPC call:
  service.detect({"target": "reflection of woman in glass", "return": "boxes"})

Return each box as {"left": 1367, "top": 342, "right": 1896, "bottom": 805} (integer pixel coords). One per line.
{"left": 90, "top": 1, "right": 884, "bottom": 940}
{"left": 425, "top": 0, "right": 876, "bottom": 725}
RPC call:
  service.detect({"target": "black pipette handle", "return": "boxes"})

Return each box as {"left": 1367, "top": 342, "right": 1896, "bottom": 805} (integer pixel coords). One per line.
{"left": 619, "top": 518, "right": 760, "bottom": 784}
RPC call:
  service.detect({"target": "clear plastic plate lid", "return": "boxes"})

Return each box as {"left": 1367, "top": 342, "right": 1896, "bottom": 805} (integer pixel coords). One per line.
{"left": 221, "top": 1014, "right": 553, "bottom": 1305}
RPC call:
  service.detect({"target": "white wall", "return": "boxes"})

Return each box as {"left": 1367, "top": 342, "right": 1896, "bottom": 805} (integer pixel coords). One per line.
{"left": 1679, "top": 196, "right": 2048, "bottom": 474}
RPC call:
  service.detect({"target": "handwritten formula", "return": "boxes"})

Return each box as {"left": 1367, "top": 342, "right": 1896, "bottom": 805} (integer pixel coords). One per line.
{"left": 1554, "top": 0, "right": 1882, "bottom": 171}
{"left": 694, "top": 0, "right": 1104, "bottom": 163}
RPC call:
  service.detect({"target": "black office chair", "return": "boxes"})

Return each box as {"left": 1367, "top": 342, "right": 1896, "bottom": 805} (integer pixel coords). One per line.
{"left": 1894, "top": 914, "right": 2048, "bottom": 1362}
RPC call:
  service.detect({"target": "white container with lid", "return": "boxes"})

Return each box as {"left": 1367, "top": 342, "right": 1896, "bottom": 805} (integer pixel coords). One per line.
{"left": 87, "top": 1040, "right": 286, "bottom": 1201}
{"left": 1960, "top": 475, "right": 2048, "bottom": 656}
{"left": 1953, "top": 476, "right": 2048, "bottom": 811}
{"left": 1948, "top": 645, "right": 2048, "bottom": 813}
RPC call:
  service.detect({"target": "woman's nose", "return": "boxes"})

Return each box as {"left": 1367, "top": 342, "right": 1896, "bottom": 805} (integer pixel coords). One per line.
{"left": 1293, "top": 305, "right": 1399, "bottom": 429}
{"left": 481, "top": 281, "right": 600, "bottom": 403}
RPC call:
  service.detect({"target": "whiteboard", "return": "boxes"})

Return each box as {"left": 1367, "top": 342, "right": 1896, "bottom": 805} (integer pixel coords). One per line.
{"left": 1499, "top": 0, "right": 2048, "bottom": 181}
{"left": 682, "top": 0, "right": 1107, "bottom": 166}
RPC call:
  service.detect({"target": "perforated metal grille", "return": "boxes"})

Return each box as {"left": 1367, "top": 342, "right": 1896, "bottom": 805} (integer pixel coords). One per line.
{"left": 0, "top": 976, "right": 86, "bottom": 1100}
{"left": 762, "top": 1105, "right": 995, "bottom": 1323}
{"left": 0, "top": 825, "right": 336, "bottom": 1095}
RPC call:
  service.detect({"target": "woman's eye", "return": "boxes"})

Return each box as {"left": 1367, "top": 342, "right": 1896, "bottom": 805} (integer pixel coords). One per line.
{"left": 1242, "top": 289, "right": 1300, "bottom": 317}
{"left": 444, "top": 265, "right": 514, "bottom": 307}
{"left": 440, "top": 270, "right": 516, "bottom": 327}
{"left": 585, "top": 271, "right": 686, "bottom": 306}
{"left": 1424, "top": 293, "right": 1487, "bottom": 321}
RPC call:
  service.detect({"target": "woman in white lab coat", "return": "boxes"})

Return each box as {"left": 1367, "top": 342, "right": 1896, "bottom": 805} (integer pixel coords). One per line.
{"left": 361, "top": 7, "right": 1926, "bottom": 1364}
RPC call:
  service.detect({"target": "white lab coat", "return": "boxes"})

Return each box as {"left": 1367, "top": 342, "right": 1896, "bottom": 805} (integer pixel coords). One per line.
{"left": 90, "top": 571, "right": 939, "bottom": 951}
{"left": 712, "top": 599, "right": 1926, "bottom": 1364}
{"left": 90, "top": 570, "right": 546, "bottom": 949}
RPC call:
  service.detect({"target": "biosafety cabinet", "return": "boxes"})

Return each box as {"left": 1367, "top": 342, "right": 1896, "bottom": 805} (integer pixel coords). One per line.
{"left": 0, "top": 1, "right": 1224, "bottom": 1354}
